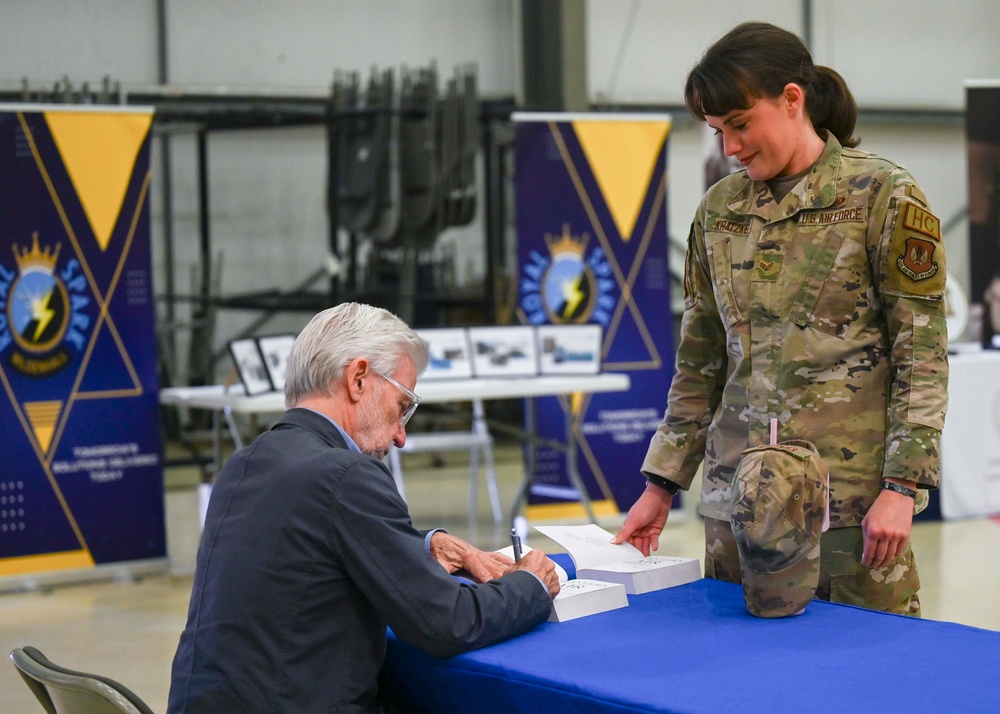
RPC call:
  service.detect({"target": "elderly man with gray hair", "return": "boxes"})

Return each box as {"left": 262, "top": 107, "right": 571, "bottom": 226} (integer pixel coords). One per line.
{"left": 168, "top": 303, "right": 559, "bottom": 714}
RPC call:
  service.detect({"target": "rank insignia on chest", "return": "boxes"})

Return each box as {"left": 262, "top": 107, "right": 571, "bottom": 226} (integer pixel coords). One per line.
{"left": 754, "top": 254, "right": 782, "bottom": 281}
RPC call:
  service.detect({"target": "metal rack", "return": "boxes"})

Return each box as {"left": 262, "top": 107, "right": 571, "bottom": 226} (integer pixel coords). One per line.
{"left": 2, "top": 76, "right": 520, "bottom": 391}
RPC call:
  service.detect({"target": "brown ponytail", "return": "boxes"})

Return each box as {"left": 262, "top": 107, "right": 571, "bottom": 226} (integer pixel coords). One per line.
{"left": 684, "top": 22, "right": 860, "bottom": 148}
{"left": 806, "top": 65, "right": 859, "bottom": 148}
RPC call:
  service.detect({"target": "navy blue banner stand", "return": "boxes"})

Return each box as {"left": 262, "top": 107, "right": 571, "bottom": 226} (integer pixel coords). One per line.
{"left": 514, "top": 114, "right": 674, "bottom": 519}
{"left": 0, "top": 105, "right": 166, "bottom": 588}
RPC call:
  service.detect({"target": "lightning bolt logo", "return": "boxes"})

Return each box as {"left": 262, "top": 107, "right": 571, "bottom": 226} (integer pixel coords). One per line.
{"left": 31, "top": 287, "right": 57, "bottom": 342}
{"left": 6, "top": 243, "right": 73, "bottom": 360}
{"left": 561, "top": 273, "right": 585, "bottom": 318}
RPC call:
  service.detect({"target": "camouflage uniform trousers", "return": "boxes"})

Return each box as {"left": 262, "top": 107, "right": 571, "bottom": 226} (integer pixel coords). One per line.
{"left": 702, "top": 517, "right": 921, "bottom": 616}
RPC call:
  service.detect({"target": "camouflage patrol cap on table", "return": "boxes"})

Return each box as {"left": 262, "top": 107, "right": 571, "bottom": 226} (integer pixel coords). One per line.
{"left": 729, "top": 440, "right": 829, "bottom": 618}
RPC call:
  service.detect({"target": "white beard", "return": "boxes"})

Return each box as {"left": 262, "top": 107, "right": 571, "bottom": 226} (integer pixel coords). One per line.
{"left": 354, "top": 384, "right": 394, "bottom": 459}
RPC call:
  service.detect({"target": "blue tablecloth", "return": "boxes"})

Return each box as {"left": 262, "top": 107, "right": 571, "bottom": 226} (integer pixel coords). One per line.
{"left": 384, "top": 556, "right": 999, "bottom": 713}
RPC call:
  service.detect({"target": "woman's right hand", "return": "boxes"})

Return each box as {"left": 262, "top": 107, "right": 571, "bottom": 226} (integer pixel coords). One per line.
{"left": 611, "top": 484, "right": 674, "bottom": 556}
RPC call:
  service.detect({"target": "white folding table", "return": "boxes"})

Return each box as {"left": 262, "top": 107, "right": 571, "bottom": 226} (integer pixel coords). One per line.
{"left": 160, "top": 373, "right": 631, "bottom": 526}
{"left": 939, "top": 349, "right": 1000, "bottom": 519}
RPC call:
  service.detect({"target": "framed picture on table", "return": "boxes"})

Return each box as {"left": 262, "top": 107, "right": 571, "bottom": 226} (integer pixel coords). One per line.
{"left": 229, "top": 338, "right": 273, "bottom": 395}
{"left": 536, "top": 324, "right": 603, "bottom": 375}
{"left": 257, "top": 334, "right": 297, "bottom": 392}
{"left": 467, "top": 326, "right": 539, "bottom": 377}
{"left": 417, "top": 328, "right": 474, "bottom": 380}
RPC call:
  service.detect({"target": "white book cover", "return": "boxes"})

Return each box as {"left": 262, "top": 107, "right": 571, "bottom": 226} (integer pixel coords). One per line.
{"left": 534, "top": 524, "right": 702, "bottom": 595}
{"left": 496, "top": 545, "right": 627, "bottom": 622}
{"left": 548, "top": 578, "right": 628, "bottom": 622}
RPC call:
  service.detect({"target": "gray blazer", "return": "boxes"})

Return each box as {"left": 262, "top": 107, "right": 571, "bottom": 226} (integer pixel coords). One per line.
{"left": 167, "top": 408, "right": 550, "bottom": 713}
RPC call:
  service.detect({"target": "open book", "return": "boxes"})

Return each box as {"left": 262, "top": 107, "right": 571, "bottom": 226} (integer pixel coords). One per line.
{"left": 533, "top": 524, "right": 702, "bottom": 595}
{"left": 496, "top": 545, "right": 628, "bottom": 622}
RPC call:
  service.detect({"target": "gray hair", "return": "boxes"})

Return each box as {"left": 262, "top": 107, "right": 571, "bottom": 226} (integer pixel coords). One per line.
{"left": 284, "top": 303, "right": 429, "bottom": 407}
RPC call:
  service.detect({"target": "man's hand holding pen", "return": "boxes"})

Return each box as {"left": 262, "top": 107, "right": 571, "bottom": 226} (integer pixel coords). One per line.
{"left": 431, "top": 530, "right": 559, "bottom": 598}
{"left": 505, "top": 549, "right": 561, "bottom": 599}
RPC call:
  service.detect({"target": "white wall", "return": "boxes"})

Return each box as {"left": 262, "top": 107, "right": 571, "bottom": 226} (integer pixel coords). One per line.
{"left": 2, "top": 1, "right": 159, "bottom": 83}
{"left": 0, "top": 0, "right": 992, "bottom": 379}
{"left": 166, "top": 0, "right": 516, "bottom": 93}
{"left": 587, "top": 0, "right": 1000, "bottom": 109}
{"left": 2, "top": 1, "right": 518, "bottom": 380}
{"left": 587, "top": 0, "right": 805, "bottom": 105}
{"left": 586, "top": 0, "right": 992, "bottom": 302}
{"left": 160, "top": 0, "right": 519, "bottom": 370}
{"left": 812, "top": 0, "right": 1000, "bottom": 110}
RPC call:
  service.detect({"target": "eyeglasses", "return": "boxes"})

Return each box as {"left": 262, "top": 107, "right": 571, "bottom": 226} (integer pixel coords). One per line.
{"left": 374, "top": 369, "right": 421, "bottom": 427}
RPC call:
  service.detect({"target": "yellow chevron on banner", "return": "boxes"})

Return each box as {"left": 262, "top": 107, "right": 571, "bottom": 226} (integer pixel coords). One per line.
{"left": 43, "top": 111, "right": 152, "bottom": 251}
{"left": 24, "top": 400, "right": 62, "bottom": 454}
{"left": 572, "top": 119, "right": 670, "bottom": 242}
{"left": 0, "top": 550, "right": 94, "bottom": 577}
{"left": 525, "top": 500, "right": 621, "bottom": 520}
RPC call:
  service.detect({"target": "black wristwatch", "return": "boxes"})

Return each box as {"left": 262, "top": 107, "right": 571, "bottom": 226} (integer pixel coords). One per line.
{"left": 881, "top": 480, "right": 917, "bottom": 499}
{"left": 644, "top": 472, "right": 680, "bottom": 495}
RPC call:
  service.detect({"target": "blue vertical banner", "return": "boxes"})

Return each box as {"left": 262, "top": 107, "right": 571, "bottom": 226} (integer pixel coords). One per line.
{"left": 515, "top": 113, "right": 673, "bottom": 519}
{"left": 0, "top": 105, "right": 165, "bottom": 581}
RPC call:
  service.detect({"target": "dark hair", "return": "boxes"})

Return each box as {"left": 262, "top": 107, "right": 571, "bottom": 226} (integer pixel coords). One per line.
{"left": 684, "top": 21, "right": 859, "bottom": 148}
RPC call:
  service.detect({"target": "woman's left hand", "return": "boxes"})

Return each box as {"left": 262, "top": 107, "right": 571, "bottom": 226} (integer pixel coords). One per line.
{"left": 860, "top": 488, "right": 915, "bottom": 568}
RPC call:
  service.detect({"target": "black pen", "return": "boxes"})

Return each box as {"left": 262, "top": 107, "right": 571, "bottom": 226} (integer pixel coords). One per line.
{"left": 510, "top": 527, "right": 522, "bottom": 563}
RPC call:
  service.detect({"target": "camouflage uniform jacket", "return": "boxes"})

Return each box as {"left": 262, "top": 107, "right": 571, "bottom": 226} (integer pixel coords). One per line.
{"left": 642, "top": 134, "right": 949, "bottom": 527}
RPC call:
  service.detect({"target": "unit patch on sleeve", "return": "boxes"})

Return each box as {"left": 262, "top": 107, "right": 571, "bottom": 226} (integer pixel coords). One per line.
{"left": 885, "top": 200, "right": 946, "bottom": 299}
{"left": 901, "top": 202, "right": 941, "bottom": 240}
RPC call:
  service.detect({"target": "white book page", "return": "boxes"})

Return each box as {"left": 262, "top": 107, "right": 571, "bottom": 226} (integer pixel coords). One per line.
{"left": 588, "top": 556, "right": 686, "bottom": 573}
{"left": 533, "top": 524, "right": 643, "bottom": 570}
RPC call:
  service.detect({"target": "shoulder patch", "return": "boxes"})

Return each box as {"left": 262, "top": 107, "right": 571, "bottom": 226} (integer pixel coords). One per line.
{"left": 884, "top": 200, "right": 945, "bottom": 299}
{"left": 900, "top": 202, "right": 940, "bottom": 241}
